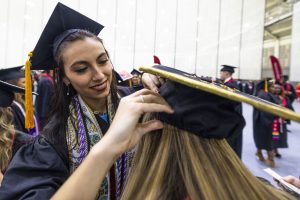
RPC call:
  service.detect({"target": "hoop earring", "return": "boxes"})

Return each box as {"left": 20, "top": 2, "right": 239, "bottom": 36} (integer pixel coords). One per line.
{"left": 67, "top": 84, "right": 70, "bottom": 96}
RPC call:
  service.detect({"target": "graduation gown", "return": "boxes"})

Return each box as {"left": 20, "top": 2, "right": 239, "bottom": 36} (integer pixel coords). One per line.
{"left": 10, "top": 102, "right": 39, "bottom": 136}
{"left": 224, "top": 78, "right": 243, "bottom": 158}
{"left": 253, "top": 91, "right": 279, "bottom": 151}
{"left": 283, "top": 83, "right": 297, "bottom": 104}
{"left": 0, "top": 136, "right": 69, "bottom": 200}
{"left": 35, "top": 75, "right": 54, "bottom": 129}
{"left": 12, "top": 130, "right": 33, "bottom": 157}
{"left": 272, "top": 96, "right": 291, "bottom": 149}
{"left": 10, "top": 102, "right": 27, "bottom": 134}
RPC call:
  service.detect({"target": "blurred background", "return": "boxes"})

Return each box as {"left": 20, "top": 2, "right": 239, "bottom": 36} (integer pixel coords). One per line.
{"left": 0, "top": 0, "right": 299, "bottom": 81}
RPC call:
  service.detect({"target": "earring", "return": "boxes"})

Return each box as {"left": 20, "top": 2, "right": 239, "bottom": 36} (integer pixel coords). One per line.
{"left": 67, "top": 84, "right": 70, "bottom": 96}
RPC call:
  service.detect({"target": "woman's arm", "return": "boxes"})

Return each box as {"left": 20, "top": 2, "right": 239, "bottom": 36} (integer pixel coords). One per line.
{"left": 51, "top": 89, "right": 173, "bottom": 200}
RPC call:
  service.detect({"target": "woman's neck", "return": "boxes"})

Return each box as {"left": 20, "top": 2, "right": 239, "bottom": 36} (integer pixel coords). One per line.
{"left": 80, "top": 96, "right": 107, "bottom": 113}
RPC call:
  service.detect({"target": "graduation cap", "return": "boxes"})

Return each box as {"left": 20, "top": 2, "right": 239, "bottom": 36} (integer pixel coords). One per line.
{"left": 254, "top": 80, "right": 271, "bottom": 95}
{"left": 0, "top": 66, "right": 24, "bottom": 81}
{"left": 0, "top": 80, "right": 37, "bottom": 107}
{"left": 139, "top": 65, "right": 300, "bottom": 124}
{"left": 23, "top": 2, "right": 104, "bottom": 128}
{"left": 115, "top": 70, "right": 133, "bottom": 82}
{"left": 158, "top": 80, "right": 245, "bottom": 139}
{"left": 29, "top": 2, "right": 104, "bottom": 70}
{"left": 220, "top": 65, "right": 237, "bottom": 74}
{"left": 0, "top": 80, "right": 25, "bottom": 107}
{"left": 131, "top": 69, "right": 142, "bottom": 76}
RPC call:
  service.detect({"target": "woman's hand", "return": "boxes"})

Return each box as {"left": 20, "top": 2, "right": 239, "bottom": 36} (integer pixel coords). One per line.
{"left": 283, "top": 176, "right": 300, "bottom": 189}
{"left": 141, "top": 73, "right": 165, "bottom": 93}
{"left": 99, "top": 88, "right": 173, "bottom": 157}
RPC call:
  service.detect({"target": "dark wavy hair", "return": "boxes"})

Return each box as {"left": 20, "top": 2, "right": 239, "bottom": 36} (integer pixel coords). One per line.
{"left": 42, "top": 30, "right": 119, "bottom": 167}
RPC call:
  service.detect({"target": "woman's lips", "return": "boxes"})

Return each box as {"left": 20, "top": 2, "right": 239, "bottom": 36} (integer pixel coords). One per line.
{"left": 90, "top": 81, "right": 107, "bottom": 91}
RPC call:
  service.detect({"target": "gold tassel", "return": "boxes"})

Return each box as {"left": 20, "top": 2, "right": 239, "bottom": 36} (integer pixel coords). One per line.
{"left": 264, "top": 79, "right": 268, "bottom": 92}
{"left": 25, "top": 51, "right": 34, "bottom": 129}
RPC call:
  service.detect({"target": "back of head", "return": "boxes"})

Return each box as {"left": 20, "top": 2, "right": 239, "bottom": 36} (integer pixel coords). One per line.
{"left": 121, "top": 116, "right": 295, "bottom": 200}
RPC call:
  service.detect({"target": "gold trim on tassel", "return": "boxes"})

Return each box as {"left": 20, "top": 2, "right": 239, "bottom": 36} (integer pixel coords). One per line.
{"left": 25, "top": 51, "right": 34, "bottom": 129}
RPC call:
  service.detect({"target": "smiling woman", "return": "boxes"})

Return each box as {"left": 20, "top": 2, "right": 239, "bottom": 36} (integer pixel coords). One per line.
{"left": 0, "top": 3, "right": 173, "bottom": 200}
{"left": 58, "top": 33, "right": 113, "bottom": 112}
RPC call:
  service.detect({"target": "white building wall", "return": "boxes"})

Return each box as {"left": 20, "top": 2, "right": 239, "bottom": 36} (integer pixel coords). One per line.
{"left": 0, "top": 0, "right": 265, "bottom": 79}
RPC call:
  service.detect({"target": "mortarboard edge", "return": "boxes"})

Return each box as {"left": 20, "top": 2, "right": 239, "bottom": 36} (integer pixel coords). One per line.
{"left": 139, "top": 65, "right": 300, "bottom": 123}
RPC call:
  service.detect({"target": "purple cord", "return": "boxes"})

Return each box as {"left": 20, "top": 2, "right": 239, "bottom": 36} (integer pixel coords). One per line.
{"left": 73, "top": 96, "right": 86, "bottom": 163}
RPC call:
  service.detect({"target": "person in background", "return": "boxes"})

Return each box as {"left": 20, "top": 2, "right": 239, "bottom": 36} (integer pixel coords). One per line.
{"left": 253, "top": 80, "right": 279, "bottom": 168}
{"left": 270, "top": 81, "right": 292, "bottom": 158}
{"left": 35, "top": 70, "right": 54, "bottom": 130}
{"left": 0, "top": 66, "right": 39, "bottom": 136}
{"left": 296, "top": 82, "right": 300, "bottom": 102}
{"left": 130, "top": 69, "right": 143, "bottom": 92}
{"left": 281, "top": 75, "right": 297, "bottom": 106}
{"left": 219, "top": 65, "right": 244, "bottom": 159}
{"left": 0, "top": 80, "right": 33, "bottom": 184}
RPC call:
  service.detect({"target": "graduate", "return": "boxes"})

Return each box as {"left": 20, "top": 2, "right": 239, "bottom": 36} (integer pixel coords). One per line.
{"left": 253, "top": 80, "right": 280, "bottom": 167}
{"left": 35, "top": 70, "right": 54, "bottom": 130}
{"left": 281, "top": 75, "right": 297, "bottom": 105}
{"left": 0, "top": 66, "right": 39, "bottom": 135}
{"left": 130, "top": 69, "right": 143, "bottom": 91}
{"left": 219, "top": 65, "right": 243, "bottom": 158}
{"left": 0, "top": 3, "right": 170, "bottom": 199}
{"left": 0, "top": 80, "right": 34, "bottom": 180}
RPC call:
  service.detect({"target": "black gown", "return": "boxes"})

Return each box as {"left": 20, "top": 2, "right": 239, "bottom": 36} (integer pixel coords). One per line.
{"left": 253, "top": 91, "right": 279, "bottom": 151}
{"left": 10, "top": 102, "right": 39, "bottom": 136}
{"left": 0, "top": 136, "right": 69, "bottom": 200}
{"left": 272, "top": 96, "right": 291, "bottom": 149}
{"left": 224, "top": 80, "right": 243, "bottom": 158}
{"left": 35, "top": 75, "right": 54, "bottom": 129}
{"left": 0, "top": 88, "right": 134, "bottom": 199}
{"left": 11, "top": 102, "right": 28, "bottom": 134}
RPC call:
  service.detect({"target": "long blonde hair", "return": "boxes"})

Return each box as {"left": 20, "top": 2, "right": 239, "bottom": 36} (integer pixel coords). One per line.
{"left": 122, "top": 117, "right": 295, "bottom": 199}
{"left": 0, "top": 107, "right": 14, "bottom": 171}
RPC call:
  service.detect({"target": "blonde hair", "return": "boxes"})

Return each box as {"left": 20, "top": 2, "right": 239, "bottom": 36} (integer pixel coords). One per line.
{"left": 121, "top": 116, "right": 295, "bottom": 200}
{"left": 0, "top": 107, "right": 14, "bottom": 171}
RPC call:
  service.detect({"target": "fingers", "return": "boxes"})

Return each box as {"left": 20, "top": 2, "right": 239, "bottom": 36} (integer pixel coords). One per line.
{"left": 157, "top": 76, "right": 165, "bottom": 85}
{"left": 131, "top": 88, "right": 158, "bottom": 97}
{"left": 137, "top": 120, "right": 164, "bottom": 135}
{"left": 135, "top": 92, "right": 166, "bottom": 105}
{"left": 142, "top": 73, "right": 160, "bottom": 93}
{"left": 139, "top": 103, "right": 174, "bottom": 114}
{"left": 283, "top": 176, "right": 296, "bottom": 183}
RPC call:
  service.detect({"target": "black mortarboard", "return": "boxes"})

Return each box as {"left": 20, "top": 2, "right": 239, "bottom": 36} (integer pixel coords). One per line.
{"left": 0, "top": 66, "right": 24, "bottom": 81}
{"left": 140, "top": 65, "right": 300, "bottom": 123}
{"left": 131, "top": 69, "right": 142, "bottom": 76}
{"left": 30, "top": 2, "right": 104, "bottom": 70}
{"left": 158, "top": 80, "right": 245, "bottom": 139}
{"left": 220, "top": 65, "right": 237, "bottom": 74}
{"left": 254, "top": 80, "right": 271, "bottom": 95}
{"left": 0, "top": 80, "right": 25, "bottom": 107}
{"left": 0, "top": 80, "right": 38, "bottom": 108}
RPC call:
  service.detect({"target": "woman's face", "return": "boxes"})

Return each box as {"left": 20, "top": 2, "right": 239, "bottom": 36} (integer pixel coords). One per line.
{"left": 62, "top": 37, "right": 113, "bottom": 107}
